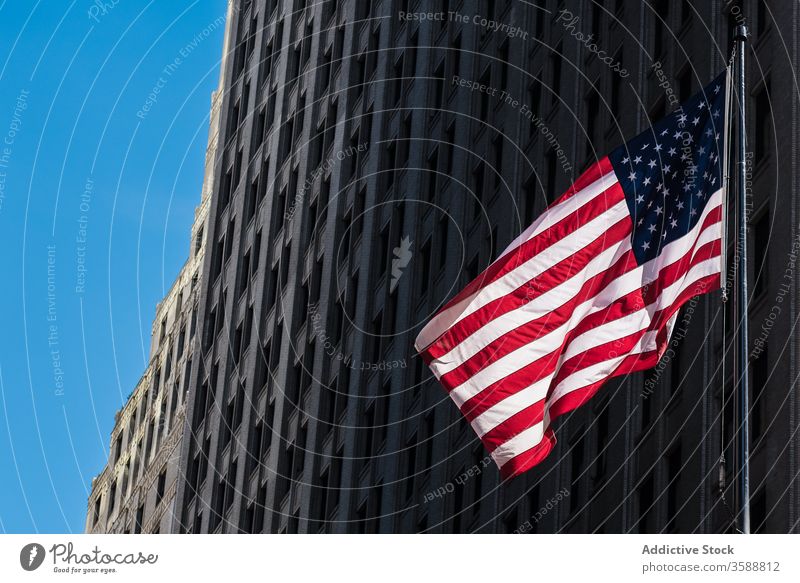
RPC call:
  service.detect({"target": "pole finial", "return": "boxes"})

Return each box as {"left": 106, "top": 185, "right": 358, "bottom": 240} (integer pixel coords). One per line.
{"left": 734, "top": 24, "right": 748, "bottom": 42}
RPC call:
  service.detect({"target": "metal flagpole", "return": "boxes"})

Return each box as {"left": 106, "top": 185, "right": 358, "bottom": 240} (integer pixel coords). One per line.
{"left": 733, "top": 24, "right": 750, "bottom": 535}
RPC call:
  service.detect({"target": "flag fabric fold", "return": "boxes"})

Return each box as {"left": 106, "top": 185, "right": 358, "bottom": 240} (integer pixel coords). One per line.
{"left": 415, "top": 71, "right": 729, "bottom": 479}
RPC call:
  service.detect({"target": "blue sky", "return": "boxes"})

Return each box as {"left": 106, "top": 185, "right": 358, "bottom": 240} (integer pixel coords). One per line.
{"left": 0, "top": 0, "right": 225, "bottom": 533}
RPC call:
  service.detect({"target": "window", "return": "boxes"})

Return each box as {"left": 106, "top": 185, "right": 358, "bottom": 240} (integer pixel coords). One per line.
{"left": 545, "top": 150, "right": 558, "bottom": 203}
{"left": 252, "top": 106, "right": 266, "bottom": 153}
{"left": 638, "top": 472, "right": 655, "bottom": 533}
{"left": 480, "top": 0, "right": 494, "bottom": 36}
{"left": 610, "top": 54, "right": 622, "bottom": 117}
{"left": 491, "top": 136, "right": 503, "bottom": 190}
{"left": 437, "top": 216, "right": 449, "bottom": 270}
{"left": 550, "top": 45, "right": 562, "bottom": 105}
{"left": 260, "top": 35, "right": 275, "bottom": 84}
{"left": 266, "top": 91, "right": 276, "bottom": 130}
{"left": 438, "top": 0, "right": 450, "bottom": 32}
{"left": 156, "top": 470, "right": 167, "bottom": 505}
{"left": 652, "top": 0, "right": 670, "bottom": 58}
{"left": 145, "top": 418, "right": 155, "bottom": 464}
{"left": 670, "top": 344, "right": 682, "bottom": 395}
{"left": 451, "top": 467, "right": 465, "bottom": 532}
{"left": 107, "top": 480, "right": 117, "bottom": 517}
{"left": 360, "top": 107, "right": 373, "bottom": 154}
{"left": 192, "top": 511, "right": 203, "bottom": 534}
{"left": 677, "top": 66, "right": 692, "bottom": 102}
{"left": 376, "top": 380, "right": 391, "bottom": 446}
{"left": 432, "top": 61, "right": 445, "bottom": 113}
{"left": 449, "top": 33, "right": 461, "bottom": 80}
{"left": 370, "top": 312, "right": 383, "bottom": 364}
{"left": 113, "top": 434, "right": 123, "bottom": 464}
{"left": 523, "top": 174, "right": 537, "bottom": 226}
{"left": 471, "top": 446, "right": 484, "bottom": 501}
{"left": 224, "top": 218, "right": 236, "bottom": 261}
{"left": 649, "top": 97, "right": 666, "bottom": 125}
{"left": 425, "top": 147, "right": 438, "bottom": 201}
{"left": 590, "top": 0, "right": 604, "bottom": 40}
{"left": 444, "top": 123, "right": 455, "bottom": 174}
{"left": 228, "top": 101, "right": 240, "bottom": 144}
{"left": 585, "top": 90, "right": 600, "bottom": 159}
{"left": 234, "top": 148, "right": 243, "bottom": 188}
{"left": 752, "top": 347, "right": 768, "bottom": 441}
{"left": 376, "top": 224, "right": 390, "bottom": 275}
{"left": 383, "top": 140, "right": 397, "bottom": 190}
{"left": 503, "top": 512, "right": 518, "bottom": 534}
{"left": 392, "top": 56, "right": 404, "bottom": 106}
{"left": 569, "top": 437, "right": 584, "bottom": 512}
{"left": 472, "top": 161, "right": 485, "bottom": 218}
{"left": 417, "top": 240, "right": 431, "bottom": 296}
{"left": 346, "top": 271, "right": 359, "bottom": 315}
{"left": 134, "top": 504, "right": 144, "bottom": 534}
{"left": 754, "top": 81, "right": 772, "bottom": 165}
{"left": 528, "top": 76, "right": 542, "bottom": 132}
{"left": 757, "top": 0, "right": 768, "bottom": 36}
{"left": 194, "top": 226, "right": 204, "bottom": 256}
{"left": 399, "top": 114, "right": 412, "bottom": 168}
{"left": 225, "top": 461, "right": 237, "bottom": 513}
{"left": 246, "top": 177, "right": 259, "bottom": 223}
{"left": 466, "top": 255, "right": 480, "bottom": 283}
{"left": 752, "top": 209, "right": 769, "bottom": 298}
{"left": 642, "top": 372, "right": 655, "bottom": 428}
{"left": 301, "top": 21, "right": 313, "bottom": 68}
{"left": 498, "top": 40, "right": 509, "bottom": 91}
{"left": 238, "top": 250, "right": 251, "bottom": 298}
{"left": 665, "top": 443, "right": 682, "bottom": 532}
{"left": 751, "top": 487, "right": 767, "bottom": 533}
{"left": 677, "top": 0, "right": 693, "bottom": 25}
{"left": 273, "top": 187, "right": 287, "bottom": 232}
{"left": 404, "top": 435, "right": 417, "bottom": 501}
{"left": 266, "top": 265, "right": 279, "bottom": 311}
{"left": 169, "top": 383, "right": 179, "bottom": 430}
{"left": 356, "top": 1, "right": 371, "bottom": 23}
{"left": 526, "top": 485, "right": 540, "bottom": 533}
{"left": 595, "top": 405, "right": 609, "bottom": 479}
{"left": 93, "top": 497, "right": 101, "bottom": 526}
{"left": 252, "top": 230, "right": 262, "bottom": 276}
{"left": 132, "top": 438, "right": 142, "bottom": 484}
{"left": 367, "top": 26, "right": 381, "bottom": 78}
{"left": 478, "top": 67, "right": 491, "bottom": 120}
{"left": 531, "top": 1, "right": 546, "bottom": 38}
{"left": 423, "top": 412, "right": 435, "bottom": 469}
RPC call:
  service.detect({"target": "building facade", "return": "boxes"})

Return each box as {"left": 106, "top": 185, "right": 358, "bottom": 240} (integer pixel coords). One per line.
{"left": 84, "top": 20, "right": 231, "bottom": 532}
{"left": 85, "top": 234, "right": 203, "bottom": 534}
{"left": 167, "top": 0, "right": 796, "bottom": 534}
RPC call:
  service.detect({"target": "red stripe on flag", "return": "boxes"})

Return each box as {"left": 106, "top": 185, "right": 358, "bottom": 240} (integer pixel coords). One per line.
{"left": 460, "top": 243, "right": 720, "bottom": 424}
{"left": 419, "top": 181, "right": 625, "bottom": 351}
{"left": 428, "top": 215, "right": 632, "bottom": 363}
{"left": 497, "top": 272, "right": 720, "bottom": 479}
{"left": 554, "top": 157, "right": 616, "bottom": 206}
{"left": 440, "top": 249, "right": 639, "bottom": 390}
{"left": 499, "top": 428, "right": 558, "bottom": 480}
{"left": 445, "top": 218, "right": 720, "bottom": 396}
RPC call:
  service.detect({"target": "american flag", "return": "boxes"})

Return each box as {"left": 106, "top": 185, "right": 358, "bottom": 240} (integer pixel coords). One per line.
{"left": 415, "top": 71, "right": 729, "bottom": 479}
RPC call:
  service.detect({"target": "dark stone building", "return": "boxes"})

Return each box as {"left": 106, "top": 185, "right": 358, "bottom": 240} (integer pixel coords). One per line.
{"left": 171, "top": 0, "right": 797, "bottom": 533}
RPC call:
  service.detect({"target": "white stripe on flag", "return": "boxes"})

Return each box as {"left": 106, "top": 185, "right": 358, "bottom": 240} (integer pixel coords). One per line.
{"left": 415, "top": 173, "right": 621, "bottom": 352}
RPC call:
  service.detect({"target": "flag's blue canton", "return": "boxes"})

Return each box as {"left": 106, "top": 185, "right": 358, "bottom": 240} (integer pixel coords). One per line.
{"left": 609, "top": 71, "right": 727, "bottom": 265}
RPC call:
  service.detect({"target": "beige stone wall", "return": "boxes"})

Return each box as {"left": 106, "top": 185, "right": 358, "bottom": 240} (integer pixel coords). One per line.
{"left": 85, "top": 0, "right": 234, "bottom": 534}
